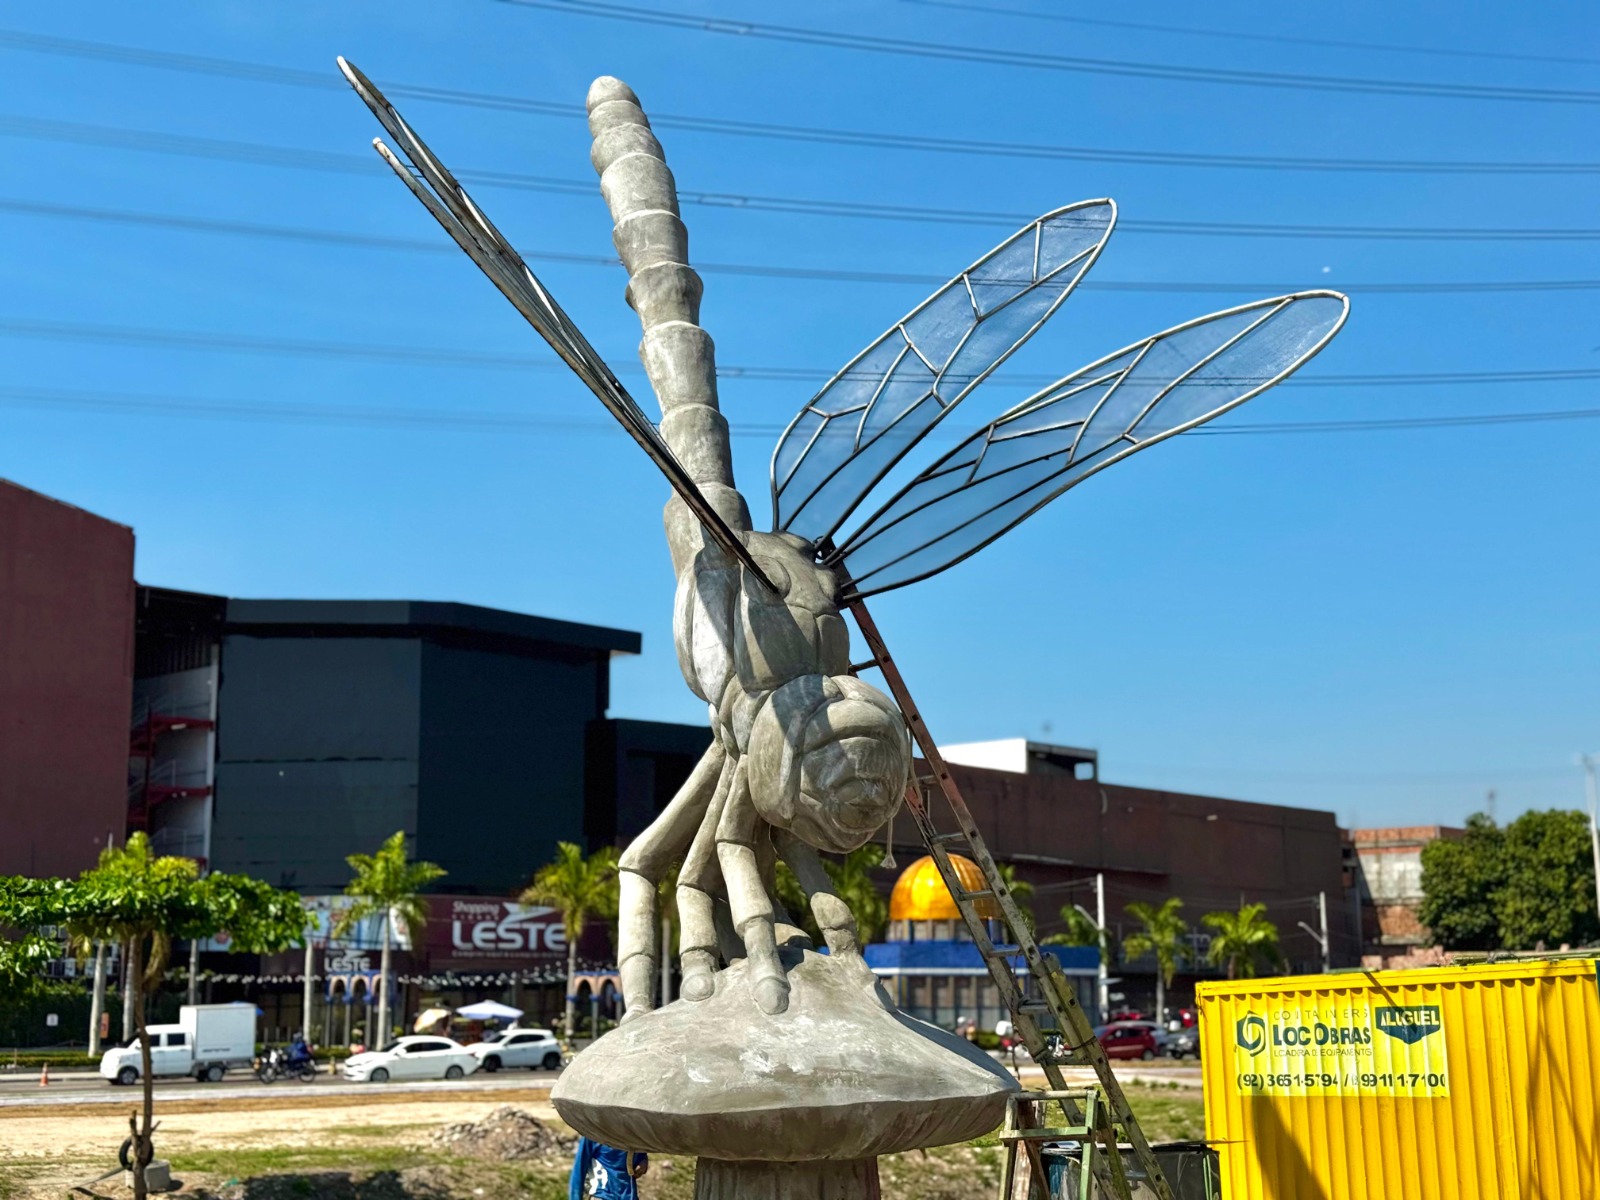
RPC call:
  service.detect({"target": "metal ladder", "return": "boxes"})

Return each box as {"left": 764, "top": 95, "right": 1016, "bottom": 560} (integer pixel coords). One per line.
{"left": 997, "top": 1088, "right": 1132, "bottom": 1200}
{"left": 848, "top": 596, "right": 1173, "bottom": 1200}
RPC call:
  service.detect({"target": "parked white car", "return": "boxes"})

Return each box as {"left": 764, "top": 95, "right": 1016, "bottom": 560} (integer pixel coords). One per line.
{"left": 467, "top": 1027, "right": 563, "bottom": 1072}
{"left": 341, "top": 1036, "right": 479, "bottom": 1083}
{"left": 99, "top": 1004, "right": 257, "bottom": 1085}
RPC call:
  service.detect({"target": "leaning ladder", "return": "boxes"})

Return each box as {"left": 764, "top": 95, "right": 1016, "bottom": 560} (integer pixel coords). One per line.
{"left": 848, "top": 597, "right": 1174, "bottom": 1200}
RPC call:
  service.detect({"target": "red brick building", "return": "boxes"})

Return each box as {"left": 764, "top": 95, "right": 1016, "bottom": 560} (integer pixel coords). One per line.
{"left": 1349, "top": 825, "right": 1462, "bottom": 969}
{"left": 0, "top": 479, "right": 135, "bottom": 877}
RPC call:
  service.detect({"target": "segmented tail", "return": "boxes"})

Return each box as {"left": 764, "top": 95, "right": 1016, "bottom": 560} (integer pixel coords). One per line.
{"left": 587, "top": 77, "right": 750, "bottom": 574}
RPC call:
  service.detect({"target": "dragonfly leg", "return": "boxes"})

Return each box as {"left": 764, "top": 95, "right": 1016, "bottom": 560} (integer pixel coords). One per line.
{"left": 778, "top": 832, "right": 861, "bottom": 957}
{"left": 677, "top": 754, "right": 736, "bottom": 1002}
{"left": 616, "top": 741, "right": 726, "bottom": 1017}
{"left": 717, "top": 759, "right": 789, "bottom": 1015}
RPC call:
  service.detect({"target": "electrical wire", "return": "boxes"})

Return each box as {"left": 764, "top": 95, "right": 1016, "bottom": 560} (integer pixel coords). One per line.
{"left": 4, "top": 316, "right": 1597, "bottom": 391}
{"left": 497, "top": 0, "right": 1600, "bottom": 106}
{"left": 1, "top": 29, "right": 1596, "bottom": 175}
{"left": 6, "top": 114, "right": 1599, "bottom": 242}
{"left": 1, "top": 384, "right": 1597, "bottom": 439}
{"left": 8, "top": 197, "right": 1596, "bottom": 296}
{"left": 895, "top": 0, "right": 1600, "bottom": 70}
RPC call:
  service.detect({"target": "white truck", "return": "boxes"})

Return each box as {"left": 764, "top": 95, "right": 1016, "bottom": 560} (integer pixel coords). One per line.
{"left": 99, "top": 1003, "right": 257, "bottom": 1085}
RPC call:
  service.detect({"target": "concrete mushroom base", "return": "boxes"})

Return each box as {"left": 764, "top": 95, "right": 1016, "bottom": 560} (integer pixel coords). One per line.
{"left": 552, "top": 947, "right": 1016, "bottom": 1195}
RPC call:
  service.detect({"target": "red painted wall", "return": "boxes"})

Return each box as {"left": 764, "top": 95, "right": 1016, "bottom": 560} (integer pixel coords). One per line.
{"left": 0, "top": 480, "right": 134, "bottom": 877}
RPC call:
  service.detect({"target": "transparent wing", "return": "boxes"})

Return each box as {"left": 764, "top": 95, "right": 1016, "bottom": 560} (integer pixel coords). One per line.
{"left": 830, "top": 292, "right": 1350, "bottom": 599}
{"left": 770, "top": 201, "right": 1116, "bottom": 545}
{"left": 337, "top": 58, "right": 775, "bottom": 590}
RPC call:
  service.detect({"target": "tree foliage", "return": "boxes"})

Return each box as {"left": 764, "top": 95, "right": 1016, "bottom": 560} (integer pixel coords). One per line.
{"left": 994, "top": 862, "right": 1036, "bottom": 934}
{"left": 775, "top": 843, "right": 891, "bottom": 945}
{"left": 1202, "top": 903, "right": 1283, "bottom": 980}
{"left": 334, "top": 830, "right": 447, "bottom": 945}
{"left": 1042, "top": 904, "right": 1105, "bottom": 950}
{"left": 336, "top": 829, "right": 446, "bottom": 1046}
{"left": 522, "top": 841, "right": 619, "bottom": 1039}
{"left": 0, "top": 835, "right": 306, "bottom": 1200}
{"left": 1420, "top": 810, "right": 1599, "bottom": 951}
{"left": 1124, "top": 898, "right": 1189, "bottom": 988}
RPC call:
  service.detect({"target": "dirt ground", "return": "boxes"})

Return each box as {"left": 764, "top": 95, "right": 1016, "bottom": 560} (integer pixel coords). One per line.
{"left": 0, "top": 1083, "right": 1205, "bottom": 1200}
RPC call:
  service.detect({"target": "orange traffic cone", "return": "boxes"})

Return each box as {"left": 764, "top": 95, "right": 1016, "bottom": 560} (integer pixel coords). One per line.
{"left": 38, "top": 1063, "right": 48, "bottom": 1087}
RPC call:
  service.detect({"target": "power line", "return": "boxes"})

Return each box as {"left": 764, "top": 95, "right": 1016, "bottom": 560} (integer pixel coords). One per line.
{"left": 498, "top": 0, "right": 1600, "bottom": 106}
{"left": 9, "top": 196, "right": 1597, "bottom": 296}
{"left": 896, "top": 0, "right": 1600, "bottom": 70}
{"left": 2, "top": 383, "right": 1598, "bottom": 439}
{"left": 3, "top": 316, "right": 1597, "bottom": 391}
{"left": 7, "top": 113, "right": 1600, "bottom": 242}
{"left": 1, "top": 30, "right": 1596, "bottom": 175}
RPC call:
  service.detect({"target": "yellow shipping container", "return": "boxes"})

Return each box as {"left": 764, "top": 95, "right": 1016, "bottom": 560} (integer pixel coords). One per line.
{"left": 1196, "top": 958, "right": 1600, "bottom": 1199}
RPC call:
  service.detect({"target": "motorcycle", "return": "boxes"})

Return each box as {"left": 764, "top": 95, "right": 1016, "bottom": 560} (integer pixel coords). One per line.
{"left": 255, "top": 1045, "right": 317, "bottom": 1084}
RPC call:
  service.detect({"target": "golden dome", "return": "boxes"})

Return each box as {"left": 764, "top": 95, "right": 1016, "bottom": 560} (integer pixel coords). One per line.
{"left": 888, "top": 854, "right": 999, "bottom": 921}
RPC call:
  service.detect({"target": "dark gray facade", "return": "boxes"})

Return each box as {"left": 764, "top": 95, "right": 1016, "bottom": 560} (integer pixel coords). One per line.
{"left": 189, "top": 598, "right": 644, "bottom": 894}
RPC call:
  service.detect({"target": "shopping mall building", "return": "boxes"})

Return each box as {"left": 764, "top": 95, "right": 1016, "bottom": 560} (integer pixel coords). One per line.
{"left": 2, "top": 477, "right": 1355, "bottom": 1040}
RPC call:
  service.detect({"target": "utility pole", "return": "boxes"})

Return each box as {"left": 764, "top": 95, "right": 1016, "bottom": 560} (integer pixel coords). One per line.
{"left": 1297, "top": 892, "right": 1330, "bottom": 974}
{"left": 1318, "top": 891, "right": 1330, "bottom": 973}
{"left": 1095, "top": 872, "right": 1109, "bottom": 1022}
{"left": 187, "top": 938, "right": 199, "bottom": 1007}
{"left": 1581, "top": 755, "right": 1600, "bottom": 925}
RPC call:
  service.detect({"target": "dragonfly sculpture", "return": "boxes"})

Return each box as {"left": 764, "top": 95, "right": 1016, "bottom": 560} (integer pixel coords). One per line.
{"left": 339, "top": 62, "right": 1348, "bottom": 1020}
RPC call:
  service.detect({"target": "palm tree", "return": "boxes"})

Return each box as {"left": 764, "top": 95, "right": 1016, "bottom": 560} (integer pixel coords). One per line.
{"left": 826, "top": 844, "right": 891, "bottom": 944}
{"left": 1122, "top": 898, "right": 1189, "bottom": 1021}
{"left": 1202, "top": 903, "right": 1284, "bottom": 980}
{"left": 773, "top": 843, "right": 893, "bottom": 948}
{"left": 1045, "top": 905, "right": 1102, "bottom": 948}
{"left": 522, "top": 842, "right": 620, "bottom": 1039}
{"left": 335, "top": 831, "right": 446, "bottom": 1049}
{"left": 994, "top": 863, "right": 1036, "bottom": 933}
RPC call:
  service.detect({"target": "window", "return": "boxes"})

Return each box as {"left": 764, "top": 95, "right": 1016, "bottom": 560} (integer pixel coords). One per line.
{"left": 166, "top": 1032, "right": 187, "bottom": 1047}
{"left": 504, "top": 1035, "right": 529, "bottom": 1046}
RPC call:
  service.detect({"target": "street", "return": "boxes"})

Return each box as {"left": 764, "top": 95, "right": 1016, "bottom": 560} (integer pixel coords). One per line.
{"left": 0, "top": 1057, "right": 1200, "bottom": 1111}
{"left": 0, "top": 1064, "right": 562, "bottom": 1110}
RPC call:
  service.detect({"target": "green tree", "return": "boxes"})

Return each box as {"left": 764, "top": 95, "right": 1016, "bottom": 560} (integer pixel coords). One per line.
{"left": 522, "top": 842, "right": 619, "bottom": 1039}
{"left": 1041, "top": 903, "right": 1118, "bottom": 999}
{"left": 1202, "top": 903, "right": 1283, "bottom": 980}
{"left": 995, "top": 862, "right": 1036, "bottom": 934}
{"left": 774, "top": 844, "right": 891, "bottom": 947}
{"left": 1418, "top": 814, "right": 1503, "bottom": 950}
{"left": 0, "top": 834, "right": 306, "bottom": 1200}
{"left": 1420, "top": 810, "right": 1600, "bottom": 951}
{"left": 334, "top": 831, "right": 446, "bottom": 1049}
{"left": 1123, "top": 898, "right": 1189, "bottom": 1021}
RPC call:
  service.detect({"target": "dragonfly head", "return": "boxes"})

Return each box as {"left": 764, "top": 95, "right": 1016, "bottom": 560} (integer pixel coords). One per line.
{"left": 746, "top": 673, "right": 910, "bottom": 854}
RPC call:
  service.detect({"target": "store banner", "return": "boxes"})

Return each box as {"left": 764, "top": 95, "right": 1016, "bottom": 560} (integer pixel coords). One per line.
{"left": 426, "top": 896, "right": 567, "bottom": 966}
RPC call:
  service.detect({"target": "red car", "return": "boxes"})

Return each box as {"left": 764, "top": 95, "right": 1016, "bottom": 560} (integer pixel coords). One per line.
{"left": 1096, "top": 1022, "right": 1159, "bottom": 1061}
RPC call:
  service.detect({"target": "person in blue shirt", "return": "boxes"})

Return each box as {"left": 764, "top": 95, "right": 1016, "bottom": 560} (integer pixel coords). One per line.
{"left": 569, "top": 1136, "right": 648, "bottom": 1200}
{"left": 286, "top": 1032, "right": 313, "bottom": 1068}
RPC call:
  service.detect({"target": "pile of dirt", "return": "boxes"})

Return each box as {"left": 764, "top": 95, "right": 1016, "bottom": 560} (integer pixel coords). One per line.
{"left": 427, "top": 1106, "right": 576, "bottom": 1161}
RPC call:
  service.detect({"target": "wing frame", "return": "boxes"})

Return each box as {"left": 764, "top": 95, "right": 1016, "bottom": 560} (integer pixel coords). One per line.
{"left": 829, "top": 290, "right": 1351, "bottom": 599}
{"left": 768, "top": 199, "right": 1117, "bottom": 545}
{"left": 337, "top": 57, "right": 776, "bottom": 590}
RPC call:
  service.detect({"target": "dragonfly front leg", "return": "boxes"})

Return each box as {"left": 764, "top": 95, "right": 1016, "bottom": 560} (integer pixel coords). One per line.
{"left": 778, "top": 831, "right": 860, "bottom": 957}
{"left": 677, "top": 755, "right": 735, "bottom": 1002}
{"left": 716, "top": 758, "right": 789, "bottom": 1015}
{"left": 616, "top": 741, "right": 726, "bottom": 1018}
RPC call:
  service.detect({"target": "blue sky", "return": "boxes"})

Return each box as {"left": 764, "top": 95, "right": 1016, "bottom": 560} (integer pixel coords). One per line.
{"left": 2, "top": 1, "right": 1595, "bottom": 828}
